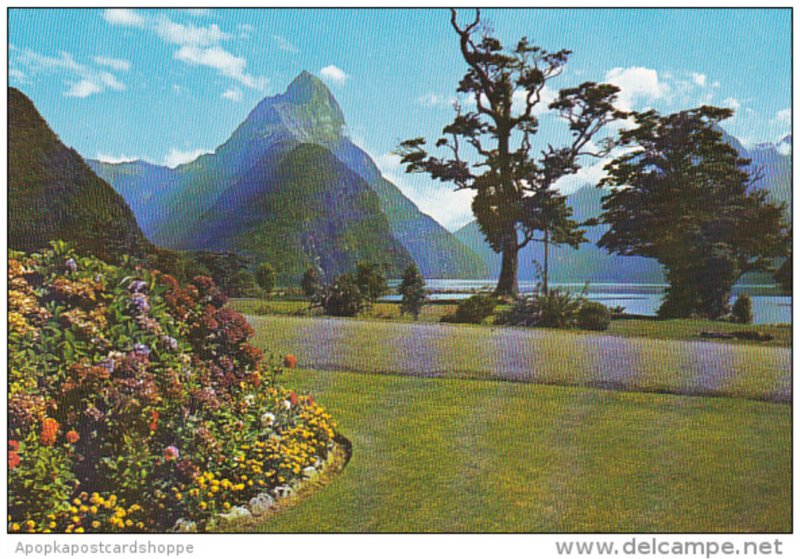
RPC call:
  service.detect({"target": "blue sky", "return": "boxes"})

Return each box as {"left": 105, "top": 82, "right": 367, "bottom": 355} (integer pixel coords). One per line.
{"left": 9, "top": 8, "right": 792, "bottom": 230}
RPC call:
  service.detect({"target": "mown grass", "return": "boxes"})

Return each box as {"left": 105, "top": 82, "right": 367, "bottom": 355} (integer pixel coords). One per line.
{"left": 249, "top": 314, "right": 789, "bottom": 403}
{"left": 228, "top": 298, "right": 791, "bottom": 348}
{"left": 245, "top": 369, "right": 790, "bottom": 533}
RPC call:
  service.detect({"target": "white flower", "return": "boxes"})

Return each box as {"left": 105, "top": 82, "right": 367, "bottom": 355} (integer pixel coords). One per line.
{"left": 244, "top": 394, "right": 255, "bottom": 406}
{"left": 261, "top": 412, "right": 276, "bottom": 426}
{"left": 283, "top": 400, "right": 292, "bottom": 410}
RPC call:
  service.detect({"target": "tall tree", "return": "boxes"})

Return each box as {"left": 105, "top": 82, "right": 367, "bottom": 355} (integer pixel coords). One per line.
{"left": 398, "top": 9, "right": 626, "bottom": 296}
{"left": 599, "top": 106, "right": 789, "bottom": 319}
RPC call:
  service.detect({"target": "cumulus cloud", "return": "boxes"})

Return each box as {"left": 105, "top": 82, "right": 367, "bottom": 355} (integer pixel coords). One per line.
{"left": 775, "top": 108, "right": 791, "bottom": 125}
{"left": 604, "top": 67, "right": 668, "bottom": 111}
{"left": 721, "top": 97, "right": 741, "bottom": 112}
{"left": 320, "top": 65, "right": 349, "bottom": 85}
{"left": 416, "top": 92, "right": 456, "bottom": 108}
{"left": 691, "top": 72, "right": 707, "bottom": 87}
{"left": 11, "top": 47, "right": 126, "bottom": 98}
{"left": 163, "top": 148, "right": 211, "bottom": 168}
{"left": 222, "top": 88, "right": 243, "bottom": 102}
{"left": 512, "top": 86, "right": 557, "bottom": 116}
{"left": 272, "top": 34, "right": 298, "bottom": 53}
{"left": 103, "top": 9, "right": 146, "bottom": 28}
{"left": 155, "top": 18, "right": 230, "bottom": 47}
{"left": 100, "top": 10, "right": 266, "bottom": 91}
{"left": 96, "top": 153, "right": 139, "bottom": 164}
{"left": 92, "top": 56, "right": 131, "bottom": 72}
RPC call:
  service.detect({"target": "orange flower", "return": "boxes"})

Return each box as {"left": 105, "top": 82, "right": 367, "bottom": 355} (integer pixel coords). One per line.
{"left": 66, "top": 430, "right": 80, "bottom": 444}
{"left": 289, "top": 391, "right": 298, "bottom": 407}
{"left": 40, "top": 418, "right": 60, "bottom": 447}
{"left": 149, "top": 410, "right": 160, "bottom": 432}
{"left": 9, "top": 440, "right": 19, "bottom": 452}
{"left": 8, "top": 451, "right": 20, "bottom": 470}
{"left": 283, "top": 354, "right": 297, "bottom": 369}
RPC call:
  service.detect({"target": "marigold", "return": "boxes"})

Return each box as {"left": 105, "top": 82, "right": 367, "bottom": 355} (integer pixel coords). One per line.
{"left": 66, "top": 430, "right": 80, "bottom": 444}
{"left": 283, "top": 354, "right": 297, "bottom": 369}
{"left": 9, "top": 440, "right": 19, "bottom": 452}
{"left": 40, "top": 418, "right": 60, "bottom": 447}
{"left": 149, "top": 410, "right": 160, "bottom": 432}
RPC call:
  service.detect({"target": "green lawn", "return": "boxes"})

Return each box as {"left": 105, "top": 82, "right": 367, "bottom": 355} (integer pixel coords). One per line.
{"left": 249, "top": 314, "right": 789, "bottom": 403}
{"left": 228, "top": 298, "right": 791, "bottom": 348}
{"left": 244, "top": 369, "right": 790, "bottom": 532}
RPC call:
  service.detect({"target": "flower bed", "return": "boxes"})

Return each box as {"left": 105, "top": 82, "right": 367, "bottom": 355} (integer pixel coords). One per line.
{"left": 8, "top": 242, "right": 338, "bottom": 533}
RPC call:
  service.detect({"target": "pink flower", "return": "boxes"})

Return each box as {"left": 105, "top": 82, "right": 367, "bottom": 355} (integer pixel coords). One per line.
{"left": 164, "top": 446, "right": 180, "bottom": 461}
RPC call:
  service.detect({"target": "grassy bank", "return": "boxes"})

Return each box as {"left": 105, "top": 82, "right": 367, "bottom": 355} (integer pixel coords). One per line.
{"left": 245, "top": 369, "right": 791, "bottom": 532}
{"left": 248, "top": 314, "right": 789, "bottom": 403}
{"left": 227, "top": 298, "right": 791, "bottom": 348}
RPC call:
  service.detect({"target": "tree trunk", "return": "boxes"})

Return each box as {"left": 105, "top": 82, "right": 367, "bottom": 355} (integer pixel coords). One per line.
{"left": 495, "top": 231, "right": 520, "bottom": 297}
{"left": 543, "top": 229, "right": 550, "bottom": 296}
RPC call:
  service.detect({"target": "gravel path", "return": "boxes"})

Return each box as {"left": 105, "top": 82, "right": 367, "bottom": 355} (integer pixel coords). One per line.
{"left": 250, "top": 315, "right": 792, "bottom": 403}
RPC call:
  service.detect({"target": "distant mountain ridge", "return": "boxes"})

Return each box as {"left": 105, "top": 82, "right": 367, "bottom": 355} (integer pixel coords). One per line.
{"left": 9, "top": 87, "right": 150, "bottom": 261}
{"left": 90, "top": 71, "right": 487, "bottom": 281}
{"left": 455, "top": 128, "right": 792, "bottom": 284}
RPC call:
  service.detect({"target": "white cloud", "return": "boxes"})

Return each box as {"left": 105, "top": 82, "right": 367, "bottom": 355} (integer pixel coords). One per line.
{"left": 776, "top": 108, "right": 791, "bottom": 125}
{"left": 272, "top": 34, "right": 298, "bottom": 53}
{"left": 222, "top": 88, "right": 243, "bottom": 102}
{"left": 9, "top": 67, "right": 26, "bottom": 81}
{"left": 174, "top": 45, "right": 265, "bottom": 89}
{"left": 691, "top": 72, "right": 707, "bottom": 87}
{"left": 163, "top": 148, "right": 211, "bottom": 168}
{"left": 66, "top": 80, "right": 102, "bottom": 98}
{"left": 416, "top": 92, "right": 455, "bottom": 108}
{"left": 155, "top": 18, "right": 230, "bottom": 47}
{"left": 604, "top": 67, "right": 668, "bottom": 111}
{"left": 320, "top": 65, "right": 349, "bottom": 85}
{"left": 721, "top": 97, "right": 741, "bottom": 112}
{"left": 92, "top": 56, "right": 131, "bottom": 72}
{"left": 103, "top": 9, "right": 146, "bottom": 28}
{"left": 96, "top": 153, "right": 139, "bottom": 164}
{"left": 11, "top": 47, "right": 126, "bottom": 98}
{"left": 184, "top": 9, "right": 211, "bottom": 17}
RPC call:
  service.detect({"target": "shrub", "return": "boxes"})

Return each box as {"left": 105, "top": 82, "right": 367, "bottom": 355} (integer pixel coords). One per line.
{"left": 323, "top": 273, "right": 366, "bottom": 317}
{"left": 398, "top": 264, "right": 427, "bottom": 320}
{"left": 301, "top": 267, "right": 323, "bottom": 300}
{"left": 8, "top": 243, "right": 337, "bottom": 533}
{"left": 441, "top": 294, "right": 496, "bottom": 324}
{"left": 355, "top": 261, "right": 389, "bottom": 306}
{"left": 577, "top": 301, "right": 611, "bottom": 331}
{"left": 497, "top": 288, "right": 587, "bottom": 329}
{"left": 255, "top": 263, "right": 276, "bottom": 296}
{"left": 731, "top": 294, "right": 753, "bottom": 324}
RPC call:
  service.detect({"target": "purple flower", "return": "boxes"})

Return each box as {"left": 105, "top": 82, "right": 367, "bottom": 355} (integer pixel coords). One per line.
{"left": 129, "top": 280, "right": 148, "bottom": 294}
{"left": 161, "top": 335, "right": 178, "bottom": 352}
{"left": 164, "top": 446, "right": 180, "bottom": 461}
{"left": 130, "top": 293, "right": 150, "bottom": 315}
{"left": 65, "top": 258, "right": 78, "bottom": 274}
{"left": 133, "top": 343, "right": 150, "bottom": 358}
{"left": 99, "top": 358, "right": 115, "bottom": 374}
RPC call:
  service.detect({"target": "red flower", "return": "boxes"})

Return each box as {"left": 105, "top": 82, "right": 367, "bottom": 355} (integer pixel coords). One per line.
{"left": 164, "top": 446, "right": 180, "bottom": 461}
{"left": 40, "top": 418, "right": 60, "bottom": 447}
{"left": 149, "top": 410, "right": 160, "bottom": 432}
{"left": 66, "top": 430, "right": 80, "bottom": 444}
{"left": 9, "top": 440, "right": 19, "bottom": 452}
{"left": 283, "top": 354, "right": 297, "bottom": 369}
{"left": 8, "top": 451, "right": 20, "bottom": 470}
{"left": 289, "top": 391, "right": 298, "bottom": 406}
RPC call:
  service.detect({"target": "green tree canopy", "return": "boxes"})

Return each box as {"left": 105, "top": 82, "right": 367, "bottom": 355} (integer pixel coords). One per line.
{"left": 599, "top": 106, "right": 789, "bottom": 319}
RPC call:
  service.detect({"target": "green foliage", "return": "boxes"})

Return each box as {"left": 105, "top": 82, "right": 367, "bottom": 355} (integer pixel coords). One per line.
{"left": 192, "top": 251, "right": 251, "bottom": 295}
{"left": 323, "top": 273, "right": 366, "bottom": 317}
{"left": 397, "top": 11, "right": 626, "bottom": 295}
{"left": 600, "top": 106, "right": 789, "bottom": 319}
{"left": 497, "top": 287, "right": 588, "bottom": 328}
{"left": 256, "top": 263, "right": 276, "bottom": 296}
{"left": 8, "top": 88, "right": 151, "bottom": 263}
{"left": 774, "top": 254, "right": 792, "bottom": 295}
{"left": 441, "top": 294, "right": 497, "bottom": 324}
{"left": 228, "top": 270, "right": 259, "bottom": 297}
{"left": 731, "top": 294, "right": 753, "bottom": 325}
{"left": 577, "top": 301, "right": 611, "bottom": 331}
{"left": 398, "top": 264, "right": 427, "bottom": 320}
{"left": 355, "top": 261, "right": 389, "bottom": 305}
{"left": 8, "top": 244, "right": 337, "bottom": 533}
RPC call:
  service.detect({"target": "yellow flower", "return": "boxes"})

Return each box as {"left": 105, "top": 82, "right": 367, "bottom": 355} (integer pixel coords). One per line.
{"left": 199, "top": 502, "right": 207, "bottom": 510}
{"left": 25, "top": 520, "right": 35, "bottom": 529}
{"left": 75, "top": 527, "right": 84, "bottom": 534}
{"left": 10, "top": 523, "right": 20, "bottom": 532}
{"left": 90, "top": 506, "right": 98, "bottom": 514}
{"left": 92, "top": 521, "right": 100, "bottom": 529}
